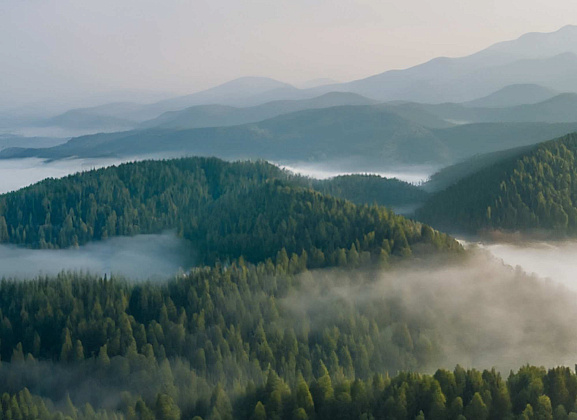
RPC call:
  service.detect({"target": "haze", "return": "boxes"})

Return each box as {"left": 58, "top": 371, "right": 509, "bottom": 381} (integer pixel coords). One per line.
{"left": 475, "top": 240, "right": 577, "bottom": 291}
{"left": 3, "top": 0, "right": 577, "bottom": 109}
{"left": 0, "top": 232, "right": 194, "bottom": 280}
{"left": 284, "top": 252, "right": 577, "bottom": 372}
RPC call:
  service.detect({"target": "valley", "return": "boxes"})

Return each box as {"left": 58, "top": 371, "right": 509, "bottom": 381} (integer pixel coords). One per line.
{"left": 4, "top": 15, "right": 577, "bottom": 420}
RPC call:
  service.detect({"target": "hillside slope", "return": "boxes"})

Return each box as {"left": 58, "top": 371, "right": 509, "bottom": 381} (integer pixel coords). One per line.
{"left": 140, "top": 92, "right": 378, "bottom": 129}
{"left": 0, "top": 157, "right": 457, "bottom": 265}
{"left": 463, "top": 84, "right": 559, "bottom": 108}
{"left": 306, "top": 174, "right": 428, "bottom": 209}
{"left": 431, "top": 122, "right": 577, "bottom": 161}
{"left": 419, "top": 93, "right": 577, "bottom": 124}
{"left": 417, "top": 132, "right": 577, "bottom": 234}
{"left": 422, "top": 145, "right": 534, "bottom": 193}
{"left": 325, "top": 26, "right": 577, "bottom": 103}
{"left": 10, "top": 107, "right": 577, "bottom": 170}
{"left": 1, "top": 106, "right": 452, "bottom": 168}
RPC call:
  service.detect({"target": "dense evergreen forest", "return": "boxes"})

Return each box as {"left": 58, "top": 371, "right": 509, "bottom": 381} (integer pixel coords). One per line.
{"left": 417, "top": 132, "right": 577, "bottom": 234}
{"left": 7, "top": 155, "right": 574, "bottom": 419}
{"left": 421, "top": 146, "right": 533, "bottom": 193}
{"left": 0, "top": 157, "right": 452, "bottom": 267}
{"left": 302, "top": 175, "right": 428, "bottom": 209}
{"left": 0, "top": 264, "right": 576, "bottom": 420}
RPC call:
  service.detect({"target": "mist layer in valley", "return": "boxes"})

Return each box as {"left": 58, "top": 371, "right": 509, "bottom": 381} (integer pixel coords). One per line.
{"left": 287, "top": 250, "right": 577, "bottom": 372}
{"left": 0, "top": 158, "right": 133, "bottom": 193}
{"left": 0, "top": 154, "right": 191, "bottom": 193}
{"left": 0, "top": 232, "right": 194, "bottom": 280}
{"left": 0, "top": 156, "right": 436, "bottom": 195}
{"left": 469, "top": 239, "right": 577, "bottom": 291}
{"left": 278, "top": 161, "right": 438, "bottom": 184}
{"left": 4, "top": 249, "right": 577, "bottom": 412}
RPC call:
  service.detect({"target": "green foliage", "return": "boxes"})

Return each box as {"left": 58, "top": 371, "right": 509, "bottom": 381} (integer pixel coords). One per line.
{"left": 0, "top": 157, "right": 455, "bottom": 267}
{"left": 302, "top": 174, "right": 428, "bottom": 209}
{"left": 0, "top": 156, "right": 469, "bottom": 420}
{"left": 0, "top": 264, "right": 575, "bottom": 419}
{"left": 417, "top": 132, "right": 577, "bottom": 234}
{"left": 3, "top": 360, "right": 576, "bottom": 420}
{"left": 0, "top": 261, "right": 448, "bottom": 380}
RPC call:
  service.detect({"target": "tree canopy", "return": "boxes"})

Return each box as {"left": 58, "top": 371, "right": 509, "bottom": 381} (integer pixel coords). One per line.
{"left": 0, "top": 157, "right": 455, "bottom": 267}
{"left": 417, "top": 132, "right": 577, "bottom": 235}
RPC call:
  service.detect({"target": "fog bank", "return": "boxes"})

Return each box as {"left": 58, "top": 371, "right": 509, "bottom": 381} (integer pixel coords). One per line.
{"left": 0, "top": 155, "right": 185, "bottom": 194}
{"left": 278, "top": 161, "right": 437, "bottom": 184}
{"left": 0, "top": 233, "right": 194, "bottom": 280}
{"left": 465, "top": 240, "right": 577, "bottom": 291}
{"left": 0, "top": 158, "right": 134, "bottom": 194}
{"left": 286, "top": 251, "right": 577, "bottom": 372}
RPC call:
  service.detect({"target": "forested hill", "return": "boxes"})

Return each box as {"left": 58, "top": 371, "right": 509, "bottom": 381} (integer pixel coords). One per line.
{"left": 299, "top": 174, "right": 428, "bottom": 209}
{"left": 416, "top": 132, "right": 577, "bottom": 234}
{"left": 0, "top": 157, "right": 456, "bottom": 267}
{"left": 2, "top": 268, "right": 575, "bottom": 419}
{"left": 422, "top": 145, "right": 534, "bottom": 193}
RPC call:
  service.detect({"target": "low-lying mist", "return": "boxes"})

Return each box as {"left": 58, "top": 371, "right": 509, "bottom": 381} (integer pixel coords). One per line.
{"left": 0, "top": 157, "right": 132, "bottom": 194}
{"left": 0, "top": 153, "right": 191, "bottom": 193}
{"left": 285, "top": 250, "right": 577, "bottom": 372}
{"left": 0, "top": 156, "right": 437, "bottom": 198}
{"left": 278, "top": 160, "right": 438, "bottom": 184}
{"left": 474, "top": 239, "right": 577, "bottom": 291}
{"left": 0, "top": 232, "right": 194, "bottom": 280}
{"left": 1, "top": 247, "right": 576, "bottom": 411}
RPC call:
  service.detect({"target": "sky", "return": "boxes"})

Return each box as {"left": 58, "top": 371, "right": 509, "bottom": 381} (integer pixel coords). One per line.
{"left": 2, "top": 0, "right": 577, "bottom": 108}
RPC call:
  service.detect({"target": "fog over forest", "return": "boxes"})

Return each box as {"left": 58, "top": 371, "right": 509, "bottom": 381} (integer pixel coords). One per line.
{"left": 2, "top": 158, "right": 576, "bottom": 292}
{"left": 278, "top": 161, "right": 437, "bottom": 184}
{"left": 284, "top": 250, "right": 577, "bottom": 372}
{"left": 6, "top": 4, "right": 577, "bottom": 418}
{"left": 475, "top": 240, "right": 577, "bottom": 291}
{"left": 0, "top": 158, "right": 132, "bottom": 194}
{"left": 0, "top": 232, "right": 194, "bottom": 280}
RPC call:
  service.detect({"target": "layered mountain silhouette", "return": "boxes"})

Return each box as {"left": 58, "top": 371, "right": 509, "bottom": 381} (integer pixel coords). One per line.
{"left": 7, "top": 105, "right": 577, "bottom": 172}
{"left": 139, "top": 92, "right": 378, "bottom": 130}
{"left": 462, "top": 84, "right": 559, "bottom": 108}
{"left": 316, "top": 25, "right": 577, "bottom": 103}
{"left": 33, "top": 25, "right": 577, "bottom": 134}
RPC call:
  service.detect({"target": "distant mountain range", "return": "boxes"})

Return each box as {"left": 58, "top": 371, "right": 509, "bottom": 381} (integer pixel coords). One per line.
{"left": 38, "top": 109, "right": 136, "bottom": 131}
{"left": 415, "top": 92, "right": 577, "bottom": 124}
{"left": 139, "top": 92, "right": 378, "bottom": 130}
{"left": 462, "top": 84, "right": 559, "bottom": 108}
{"left": 317, "top": 25, "right": 577, "bottom": 103}
{"left": 37, "top": 85, "right": 577, "bottom": 135}
{"left": 28, "top": 77, "right": 307, "bottom": 131}
{"left": 0, "top": 134, "right": 66, "bottom": 151}
{"left": 2, "top": 106, "right": 443, "bottom": 168}
{"left": 25, "top": 25, "right": 577, "bottom": 135}
{"left": 5, "top": 24, "right": 577, "bottom": 177}
{"left": 7, "top": 104, "right": 577, "bottom": 172}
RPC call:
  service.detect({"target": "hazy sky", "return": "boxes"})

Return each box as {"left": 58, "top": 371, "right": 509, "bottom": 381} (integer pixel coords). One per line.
{"left": 3, "top": 0, "right": 577, "bottom": 107}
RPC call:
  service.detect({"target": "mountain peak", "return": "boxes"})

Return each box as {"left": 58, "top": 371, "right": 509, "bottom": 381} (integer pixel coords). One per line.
{"left": 201, "top": 76, "right": 293, "bottom": 94}
{"left": 486, "top": 25, "right": 577, "bottom": 59}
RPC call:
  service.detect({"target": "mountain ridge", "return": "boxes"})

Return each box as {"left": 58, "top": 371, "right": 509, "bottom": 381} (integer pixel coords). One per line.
{"left": 416, "top": 132, "right": 577, "bottom": 235}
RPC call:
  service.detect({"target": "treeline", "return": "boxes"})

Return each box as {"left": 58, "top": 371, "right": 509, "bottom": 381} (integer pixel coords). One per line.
{"left": 301, "top": 174, "right": 428, "bottom": 209}
{"left": 3, "top": 356, "right": 577, "bottom": 419}
{"left": 0, "top": 157, "right": 454, "bottom": 266}
{"left": 0, "top": 257, "right": 462, "bottom": 419}
{"left": 238, "top": 364, "right": 577, "bottom": 420}
{"left": 0, "top": 242, "right": 570, "bottom": 419}
{"left": 0, "top": 262, "right": 445, "bottom": 381}
{"left": 417, "top": 132, "right": 577, "bottom": 234}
